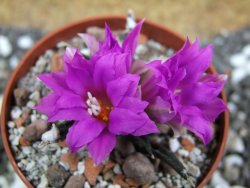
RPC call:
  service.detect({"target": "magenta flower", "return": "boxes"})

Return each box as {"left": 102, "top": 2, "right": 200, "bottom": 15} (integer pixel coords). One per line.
{"left": 140, "top": 39, "right": 227, "bottom": 144}
{"left": 36, "top": 22, "right": 159, "bottom": 164}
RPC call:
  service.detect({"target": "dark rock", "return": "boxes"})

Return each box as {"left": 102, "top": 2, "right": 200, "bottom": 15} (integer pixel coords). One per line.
{"left": 46, "top": 164, "right": 70, "bottom": 187}
{"left": 64, "top": 175, "right": 85, "bottom": 188}
{"left": 14, "top": 88, "right": 29, "bottom": 106}
{"left": 23, "top": 120, "right": 48, "bottom": 142}
{"left": 122, "top": 152, "right": 155, "bottom": 185}
{"left": 116, "top": 137, "right": 135, "bottom": 157}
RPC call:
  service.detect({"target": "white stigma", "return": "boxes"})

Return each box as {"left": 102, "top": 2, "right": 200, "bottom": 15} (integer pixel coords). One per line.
{"left": 86, "top": 92, "right": 101, "bottom": 116}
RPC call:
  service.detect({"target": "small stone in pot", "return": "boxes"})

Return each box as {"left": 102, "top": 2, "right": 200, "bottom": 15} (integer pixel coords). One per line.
{"left": 46, "top": 164, "right": 70, "bottom": 187}
{"left": 122, "top": 152, "right": 155, "bottom": 185}
{"left": 64, "top": 175, "right": 85, "bottom": 188}
{"left": 14, "top": 88, "right": 29, "bottom": 106}
{"left": 23, "top": 120, "right": 48, "bottom": 142}
{"left": 116, "top": 137, "right": 135, "bottom": 157}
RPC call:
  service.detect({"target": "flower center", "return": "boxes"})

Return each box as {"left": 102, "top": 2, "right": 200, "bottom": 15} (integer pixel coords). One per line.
{"left": 86, "top": 92, "right": 112, "bottom": 122}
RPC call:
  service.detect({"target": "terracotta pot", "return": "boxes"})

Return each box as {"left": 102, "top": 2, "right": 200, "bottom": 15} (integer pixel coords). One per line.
{"left": 0, "top": 16, "right": 229, "bottom": 188}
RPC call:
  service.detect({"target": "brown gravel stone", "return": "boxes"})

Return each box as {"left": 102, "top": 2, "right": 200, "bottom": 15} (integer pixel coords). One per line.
{"left": 142, "top": 183, "right": 150, "bottom": 188}
{"left": 21, "top": 107, "right": 31, "bottom": 122}
{"left": 138, "top": 34, "right": 148, "bottom": 44}
{"left": 64, "top": 175, "right": 85, "bottom": 188}
{"left": 181, "top": 138, "right": 195, "bottom": 152}
{"left": 126, "top": 178, "right": 139, "bottom": 187}
{"left": 84, "top": 157, "right": 103, "bottom": 185}
{"left": 116, "top": 137, "right": 135, "bottom": 157}
{"left": 46, "top": 164, "right": 70, "bottom": 188}
{"left": 103, "top": 161, "right": 115, "bottom": 173}
{"left": 60, "top": 152, "right": 79, "bottom": 172}
{"left": 19, "top": 136, "right": 31, "bottom": 146}
{"left": 23, "top": 120, "right": 48, "bottom": 142}
{"left": 113, "top": 175, "right": 129, "bottom": 188}
{"left": 14, "top": 117, "right": 24, "bottom": 128}
{"left": 123, "top": 152, "right": 155, "bottom": 185}
{"left": 14, "top": 88, "right": 29, "bottom": 106}
{"left": 51, "top": 53, "right": 63, "bottom": 72}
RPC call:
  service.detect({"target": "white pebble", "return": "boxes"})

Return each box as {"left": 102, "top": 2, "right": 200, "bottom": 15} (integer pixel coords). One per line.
{"left": 227, "top": 130, "right": 245, "bottom": 153}
{"left": 10, "top": 173, "right": 26, "bottom": 188}
{"left": 0, "top": 177, "right": 9, "bottom": 188}
{"left": 22, "top": 147, "right": 32, "bottom": 155}
{"left": 228, "top": 102, "right": 237, "bottom": 114}
{"left": 0, "top": 35, "right": 12, "bottom": 57}
{"left": 108, "top": 185, "right": 121, "bottom": 188}
{"left": 99, "top": 180, "right": 108, "bottom": 187}
{"left": 17, "top": 35, "right": 34, "bottom": 49}
{"left": 11, "top": 136, "right": 20, "bottom": 146}
{"left": 8, "top": 121, "right": 15, "bottom": 128}
{"left": 37, "top": 174, "right": 48, "bottom": 188}
{"left": 155, "top": 181, "right": 166, "bottom": 188}
{"left": 9, "top": 55, "right": 19, "bottom": 69}
{"left": 211, "top": 171, "right": 230, "bottom": 188}
{"left": 30, "top": 114, "right": 38, "bottom": 122}
{"left": 11, "top": 107, "right": 22, "bottom": 119}
{"left": 113, "top": 164, "right": 122, "bottom": 174}
{"left": 126, "top": 9, "right": 136, "bottom": 30}
{"left": 169, "top": 138, "right": 180, "bottom": 152}
{"left": 177, "top": 149, "right": 189, "bottom": 157}
{"left": 26, "top": 101, "right": 36, "bottom": 108}
{"left": 17, "top": 127, "right": 25, "bottom": 135}
{"left": 187, "top": 162, "right": 200, "bottom": 177}
{"left": 77, "top": 161, "right": 85, "bottom": 174}
{"left": 230, "top": 53, "right": 247, "bottom": 68}
{"left": 243, "top": 44, "right": 250, "bottom": 56}
{"left": 231, "top": 68, "right": 248, "bottom": 84}
{"left": 84, "top": 182, "right": 91, "bottom": 188}
{"left": 59, "top": 161, "right": 70, "bottom": 171}
{"left": 25, "top": 160, "right": 35, "bottom": 171}
{"left": 41, "top": 124, "right": 59, "bottom": 142}
{"left": 81, "top": 48, "right": 91, "bottom": 57}
{"left": 41, "top": 114, "right": 48, "bottom": 120}
{"left": 9, "top": 134, "right": 15, "bottom": 141}
{"left": 224, "top": 154, "right": 243, "bottom": 168}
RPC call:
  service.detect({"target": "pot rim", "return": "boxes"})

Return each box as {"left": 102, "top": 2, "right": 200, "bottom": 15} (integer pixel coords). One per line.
{"left": 0, "top": 15, "right": 229, "bottom": 188}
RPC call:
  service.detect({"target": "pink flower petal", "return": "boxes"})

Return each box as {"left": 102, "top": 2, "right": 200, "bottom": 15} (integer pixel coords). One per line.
{"left": 109, "top": 108, "right": 152, "bottom": 135}
{"left": 148, "top": 96, "right": 176, "bottom": 123}
{"left": 178, "top": 106, "right": 213, "bottom": 144}
{"left": 48, "top": 107, "right": 89, "bottom": 122}
{"left": 63, "top": 47, "right": 90, "bottom": 71}
{"left": 67, "top": 119, "right": 106, "bottom": 153}
{"left": 93, "top": 53, "right": 116, "bottom": 90}
{"left": 66, "top": 63, "right": 92, "bottom": 95}
{"left": 35, "top": 93, "right": 59, "bottom": 117}
{"left": 132, "top": 113, "right": 159, "bottom": 136}
{"left": 107, "top": 74, "right": 139, "bottom": 106}
{"left": 56, "top": 94, "right": 86, "bottom": 109}
{"left": 118, "top": 96, "right": 148, "bottom": 113}
{"left": 88, "top": 130, "right": 116, "bottom": 165}
{"left": 122, "top": 20, "right": 144, "bottom": 57}
{"left": 78, "top": 33, "right": 99, "bottom": 55}
{"left": 38, "top": 72, "right": 70, "bottom": 94}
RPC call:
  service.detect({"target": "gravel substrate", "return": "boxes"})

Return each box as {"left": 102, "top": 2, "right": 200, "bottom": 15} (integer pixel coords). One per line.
{"left": 0, "top": 25, "right": 250, "bottom": 188}
{"left": 206, "top": 27, "right": 250, "bottom": 188}
{"left": 3, "top": 24, "right": 218, "bottom": 188}
{"left": 0, "top": 27, "right": 44, "bottom": 188}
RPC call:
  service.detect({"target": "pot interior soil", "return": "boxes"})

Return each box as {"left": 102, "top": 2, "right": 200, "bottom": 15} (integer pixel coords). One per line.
{"left": 1, "top": 16, "right": 229, "bottom": 188}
